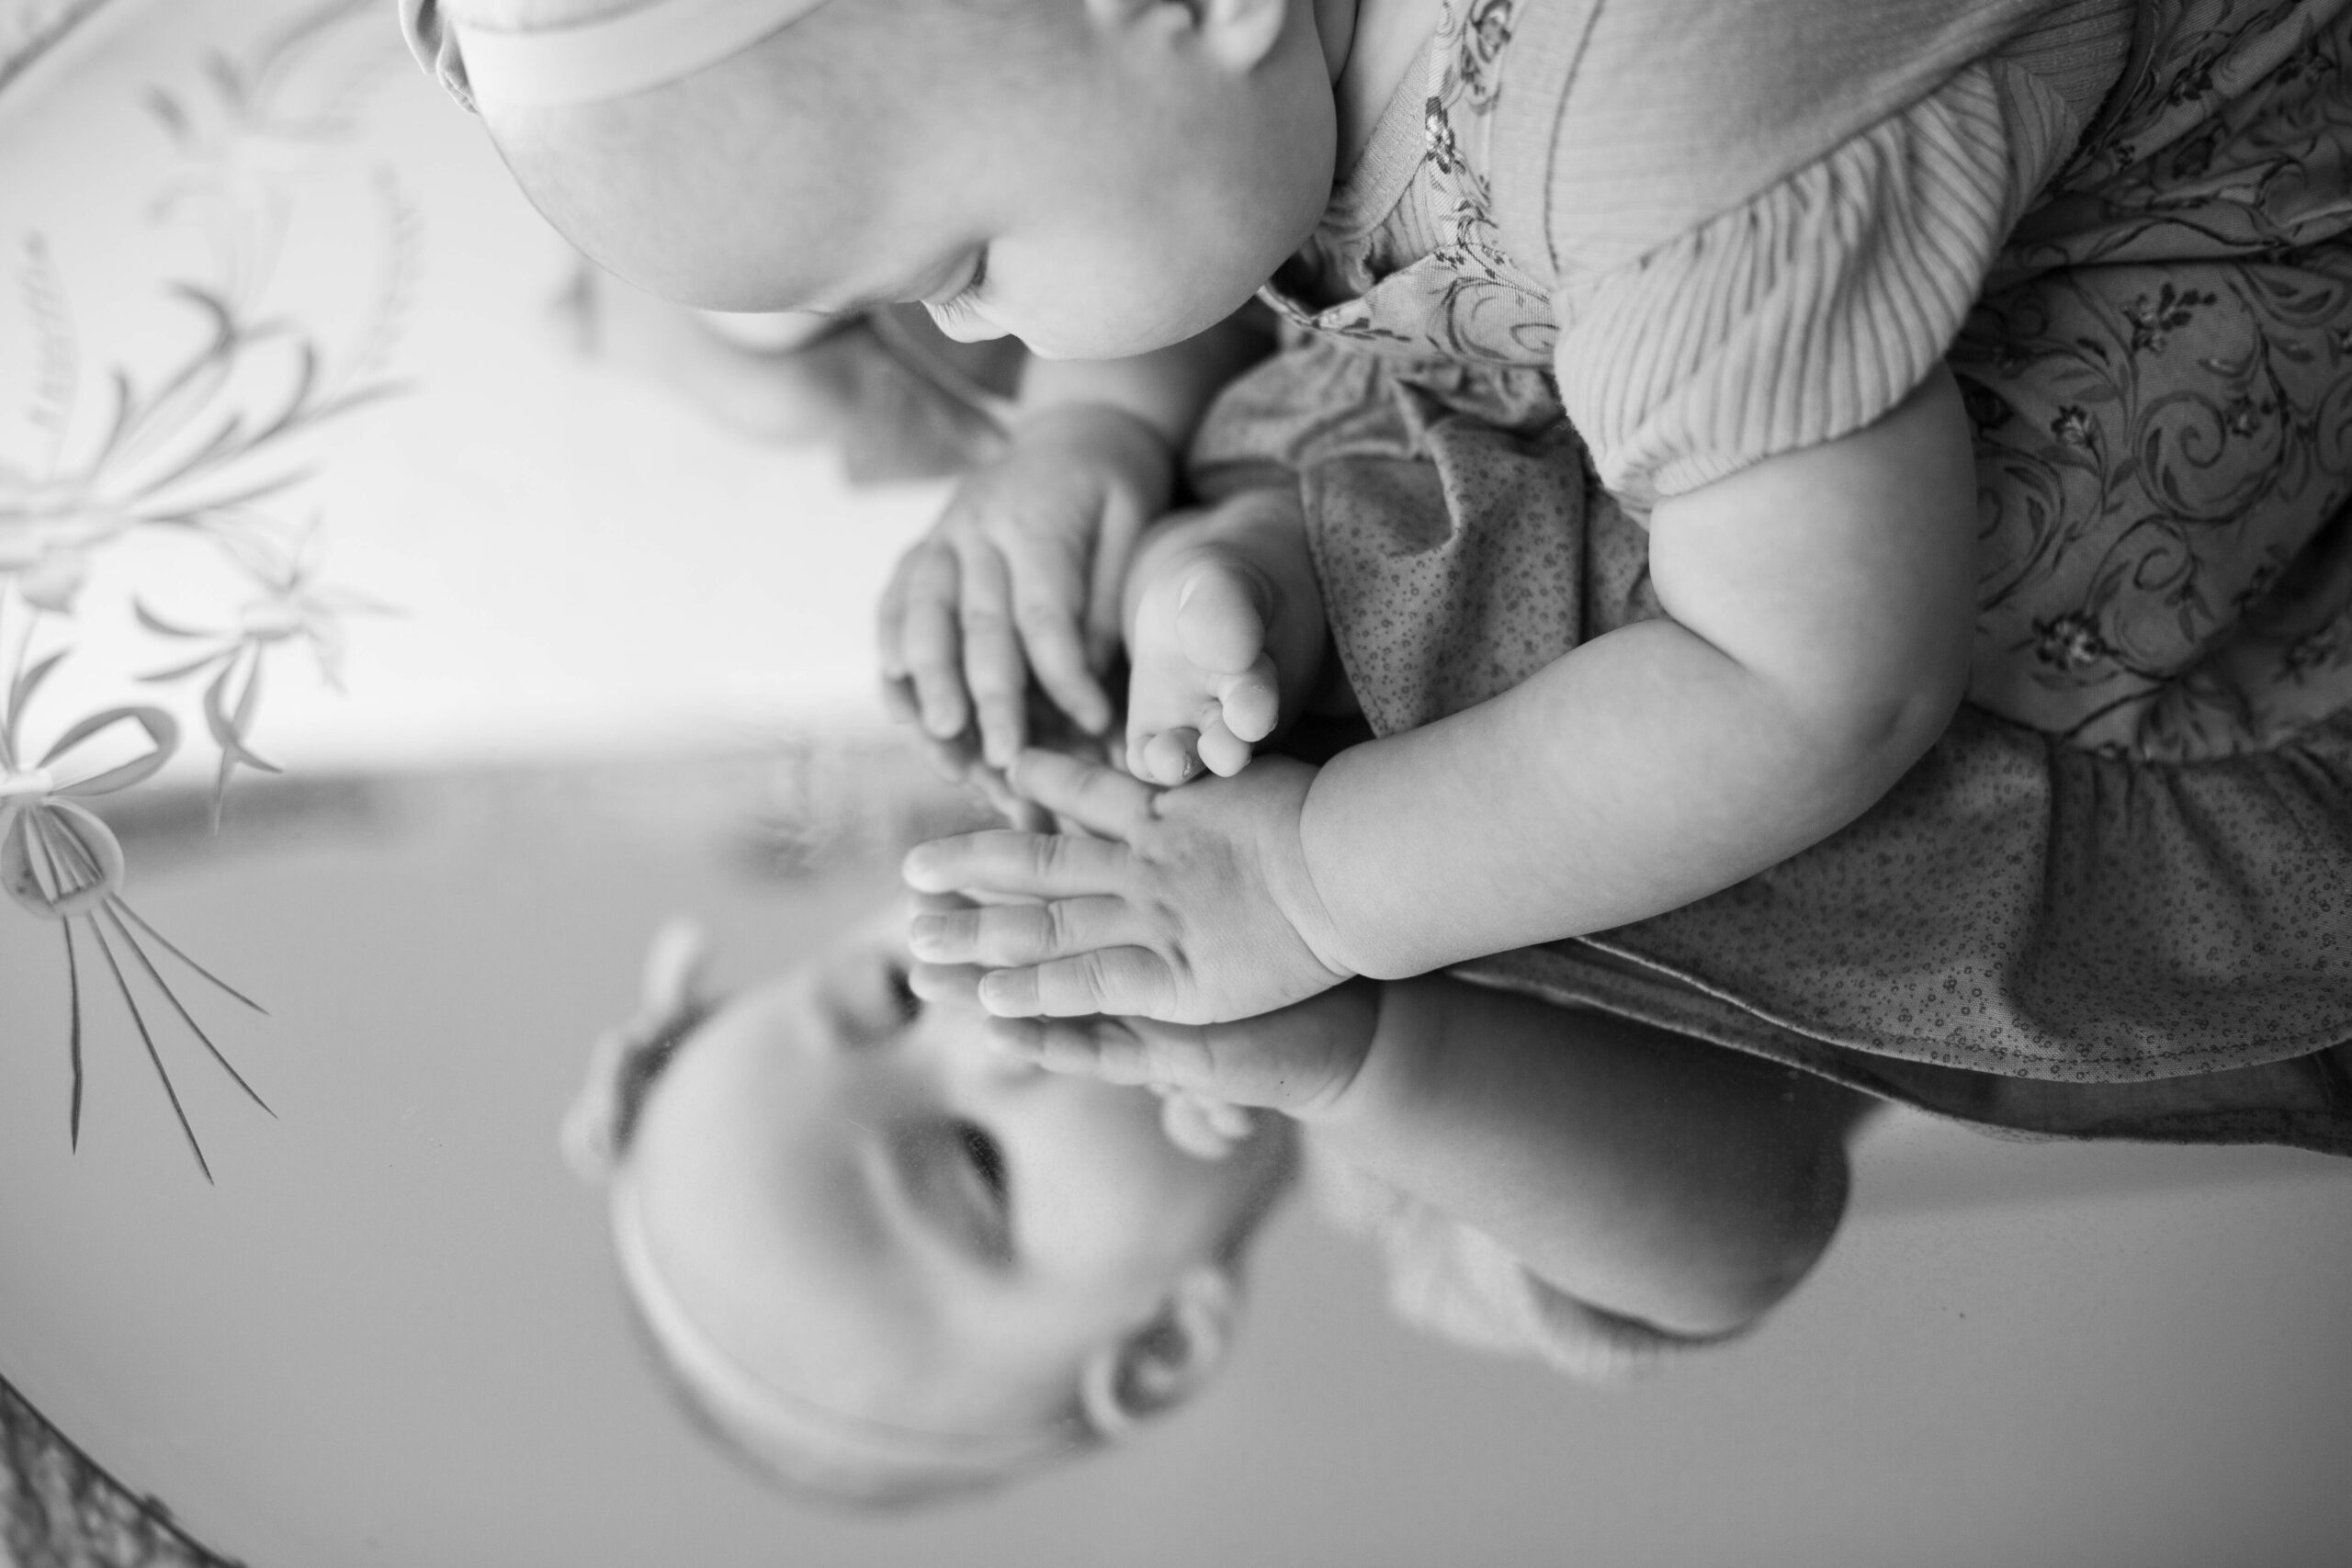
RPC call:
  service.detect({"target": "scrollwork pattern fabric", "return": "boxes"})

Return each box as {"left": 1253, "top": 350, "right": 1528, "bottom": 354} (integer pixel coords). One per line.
{"left": 1195, "top": 0, "right": 2352, "bottom": 1097}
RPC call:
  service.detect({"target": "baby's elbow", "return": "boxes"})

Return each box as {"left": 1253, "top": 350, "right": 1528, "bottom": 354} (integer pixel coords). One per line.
{"left": 1849, "top": 666, "right": 1966, "bottom": 778}
{"left": 1798, "top": 642, "right": 1970, "bottom": 801}
{"left": 1649, "top": 1138, "right": 1853, "bottom": 1339}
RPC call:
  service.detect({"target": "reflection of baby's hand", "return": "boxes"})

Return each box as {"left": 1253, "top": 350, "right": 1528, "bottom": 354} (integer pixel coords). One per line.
{"left": 976, "top": 986, "right": 1383, "bottom": 1126}
{"left": 904, "top": 748, "right": 1355, "bottom": 1024}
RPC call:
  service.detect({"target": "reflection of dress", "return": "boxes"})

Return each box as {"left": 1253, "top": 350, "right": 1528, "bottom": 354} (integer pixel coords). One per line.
{"left": 1196, "top": 0, "right": 2352, "bottom": 1150}
{"left": 0, "top": 1374, "right": 242, "bottom": 1568}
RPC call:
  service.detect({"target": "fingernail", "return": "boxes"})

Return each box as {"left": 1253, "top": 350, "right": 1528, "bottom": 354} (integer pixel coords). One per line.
{"left": 909, "top": 914, "right": 944, "bottom": 954}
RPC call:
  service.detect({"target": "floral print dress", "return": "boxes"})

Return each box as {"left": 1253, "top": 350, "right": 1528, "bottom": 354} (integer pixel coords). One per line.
{"left": 1194, "top": 0, "right": 2352, "bottom": 1149}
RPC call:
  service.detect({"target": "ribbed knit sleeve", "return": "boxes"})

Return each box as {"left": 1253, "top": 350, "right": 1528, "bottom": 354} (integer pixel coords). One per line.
{"left": 1553, "top": 59, "right": 2082, "bottom": 503}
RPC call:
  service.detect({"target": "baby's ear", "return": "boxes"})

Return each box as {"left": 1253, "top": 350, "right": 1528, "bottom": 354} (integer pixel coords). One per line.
{"left": 1156, "top": 1087, "right": 1257, "bottom": 1162}
{"left": 1079, "top": 1265, "right": 1240, "bottom": 1438}
{"left": 560, "top": 918, "right": 713, "bottom": 1185}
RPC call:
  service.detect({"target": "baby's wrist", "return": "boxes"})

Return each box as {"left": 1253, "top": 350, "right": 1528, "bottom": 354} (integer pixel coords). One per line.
{"left": 1272, "top": 980, "right": 1386, "bottom": 1127}
{"left": 1290, "top": 762, "right": 1407, "bottom": 983}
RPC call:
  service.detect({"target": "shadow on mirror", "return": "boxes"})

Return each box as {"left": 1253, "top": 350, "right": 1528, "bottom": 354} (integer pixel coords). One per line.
{"left": 4, "top": 1, "right": 2350, "bottom": 1565}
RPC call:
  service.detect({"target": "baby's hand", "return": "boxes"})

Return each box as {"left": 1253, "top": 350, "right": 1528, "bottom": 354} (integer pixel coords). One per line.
{"left": 982, "top": 987, "right": 1382, "bottom": 1124}
{"left": 877, "top": 405, "right": 1172, "bottom": 770}
{"left": 901, "top": 747, "right": 1356, "bottom": 1024}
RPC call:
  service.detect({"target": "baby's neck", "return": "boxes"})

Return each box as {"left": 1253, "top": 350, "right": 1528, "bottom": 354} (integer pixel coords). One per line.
{"left": 1319, "top": 0, "right": 1446, "bottom": 174}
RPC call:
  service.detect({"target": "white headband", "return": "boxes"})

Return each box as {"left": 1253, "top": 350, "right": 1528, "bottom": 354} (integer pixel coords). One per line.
{"left": 610, "top": 1177, "right": 1081, "bottom": 1497}
{"left": 571, "top": 919, "right": 1080, "bottom": 1498}
{"left": 401, "top": 0, "right": 830, "bottom": 111}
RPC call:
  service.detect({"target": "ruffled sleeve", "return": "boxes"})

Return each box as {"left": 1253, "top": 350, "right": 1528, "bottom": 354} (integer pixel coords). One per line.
{"left": 1306, "top": 1147, "right": 1720, "bottom": 1383}
{"left": 1551, "top": 60, "right": 2083, "bottom": 503}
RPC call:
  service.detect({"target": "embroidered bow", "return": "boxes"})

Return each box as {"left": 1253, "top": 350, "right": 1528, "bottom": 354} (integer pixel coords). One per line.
{"left": 2, "top": 651, "right": 268, "bottom": 1179}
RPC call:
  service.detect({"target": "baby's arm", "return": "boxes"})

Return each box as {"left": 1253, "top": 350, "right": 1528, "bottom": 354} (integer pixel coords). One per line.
{"left": 984, "top": 976, "right": 1864, "bottom": 1337}
{"left": 878, "top": 314, "right": 1270, "bottom": 771}
{"left": 1312, "top": 978, "right": 1864, "bottom": 1337}
{"left": 903, "top": 370, "right": 1978, "bottom": 1024}
{"left": 1297, "top": 367, "right": 1978, "bottom": 977}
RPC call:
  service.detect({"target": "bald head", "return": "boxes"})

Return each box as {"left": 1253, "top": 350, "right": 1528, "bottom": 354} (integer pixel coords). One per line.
{"left": 427, "top": 0, "right": 1342, "bottom": 356}
{"left": 440, "top": 0, "right": 661, "bottom": 27}
{"left": 450, "top": 0, "right": 1069, "bottom": 309}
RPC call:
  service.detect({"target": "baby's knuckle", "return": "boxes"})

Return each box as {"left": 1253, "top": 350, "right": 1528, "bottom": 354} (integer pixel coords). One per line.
{"left": 1075, "top": 949, "right": 1118, "bottom": 1007}
{"left": 966, "top": 664, "right": 1021, "bottom": 702}
{"left": 1028, "top": 836, "right": 1069, "bottom": 883}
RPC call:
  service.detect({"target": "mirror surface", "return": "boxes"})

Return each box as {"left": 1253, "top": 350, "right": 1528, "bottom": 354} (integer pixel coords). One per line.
{"left": 3, "top": 4, "right": 2348, "bottom": 1564}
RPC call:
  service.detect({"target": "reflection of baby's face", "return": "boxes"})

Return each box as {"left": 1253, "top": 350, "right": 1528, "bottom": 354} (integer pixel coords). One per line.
{"left": 620, "top": 914, "right": 1287, "bottom": 1438}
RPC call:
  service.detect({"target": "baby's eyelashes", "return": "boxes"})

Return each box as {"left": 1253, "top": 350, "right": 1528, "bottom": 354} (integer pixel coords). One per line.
{"left": 922, "top": 250, "right": 1005, "bottom": 343}
{"left": 956, "top": 1119, "right": 1008, "bottom": 1202}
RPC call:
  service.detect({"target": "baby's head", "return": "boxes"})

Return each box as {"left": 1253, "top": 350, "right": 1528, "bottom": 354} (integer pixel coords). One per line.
{"left": 401, "top": 0, "right": 1339, "bottom": 357}
{"left": 565, "top": 914, "right": 1296, "bottom": 1506}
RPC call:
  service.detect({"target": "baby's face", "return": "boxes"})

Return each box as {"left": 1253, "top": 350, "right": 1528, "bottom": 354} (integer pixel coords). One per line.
{"left": 620, "top": 912, "right": 1288, "bottom": 1438}
{"left": 484, "top": 0, "right": 1338, "bottom": 359}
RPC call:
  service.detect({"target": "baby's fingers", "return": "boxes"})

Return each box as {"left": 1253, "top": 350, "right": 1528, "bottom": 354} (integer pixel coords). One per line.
{"left": 1003, "top": 748, "right": 1157, "bottom": 837}
{"left": 908, "top": 961, "right": 987, "bottom": 1010}
{"left": 990, "top": 1015, "right": 1204, "bottom": 1088}
{"left": 902, "top": 826, "right": 1129, "bottom": 900}
{"left": 908, "top": 894, "right": 1134, "bottom": 968}
{"left": 893, "top": 541, "right": 969, "bottom": 741}
{"left": 985, "top": 1015, "right": 1130, "bottom": 1080}
{"left": 1001, "top": 535, "right": 1112, "bottom": 739}
{"left": 974, "top": 947, "right": 1175, "bottom": 1020}
{"left": 954, "top": 543, "right": 1030, "bottom": 770}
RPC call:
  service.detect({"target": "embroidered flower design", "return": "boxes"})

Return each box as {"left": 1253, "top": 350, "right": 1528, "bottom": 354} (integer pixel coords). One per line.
{"left": 2034, "top": 611, "right": 2113, "bottom": 671}
{"left": 1456, "top": 0, "right": 1515, "bottom": 106}
{"left": 2124, "top": 284, "right": 2217, "bottom": 355}
{"left": 2280, "top": 618, "right": 2347, "bottom": 682}
{"left": 2049, "top": 405, "right": 2094, "bottom": 446}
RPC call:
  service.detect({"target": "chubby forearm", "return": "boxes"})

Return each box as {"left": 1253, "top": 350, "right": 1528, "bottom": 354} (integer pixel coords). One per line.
{"left": 1018, "top": 309, "right": 1272, "bottom": 452}
{"left": 1300, "top": 369, "right": 1976, "bottom": 978}
{"left": 1302, "top": 613, "right": 1956, "bottom": 976}
{"left": 1308, "top": 976, "right": 1865, "bottom": 1337}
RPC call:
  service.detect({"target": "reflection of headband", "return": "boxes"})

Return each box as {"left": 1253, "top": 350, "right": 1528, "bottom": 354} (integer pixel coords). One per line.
{"left": 610, "top": 1176, "right": 1082, "bottom": 1499}
{"left": 399, "top": 0, "right": 830, "bottom": 112}
{"left": 570, "top": 919, "right": 1081, "bottom": 1499}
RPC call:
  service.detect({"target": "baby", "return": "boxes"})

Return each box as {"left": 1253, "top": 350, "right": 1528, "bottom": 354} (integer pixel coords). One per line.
{"left": 564, "top": 908, "right": 1859, "bottom": 1506}
{"left": 404, "top": 0, "right": 2352, "bottom": 1104}
{"left": 399, "top": 0, "right": 1978, "bottom": 1026}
